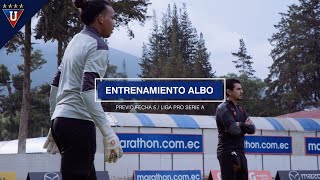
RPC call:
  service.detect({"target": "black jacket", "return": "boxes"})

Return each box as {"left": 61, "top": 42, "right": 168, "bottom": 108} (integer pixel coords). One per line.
{"left": 216, "top": 100, "right": 256, "bottom": 156}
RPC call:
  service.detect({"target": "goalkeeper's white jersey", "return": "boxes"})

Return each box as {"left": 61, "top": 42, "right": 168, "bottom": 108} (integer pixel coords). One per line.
{"left": 51, "top": 26, "right": 109, "bottom": 121}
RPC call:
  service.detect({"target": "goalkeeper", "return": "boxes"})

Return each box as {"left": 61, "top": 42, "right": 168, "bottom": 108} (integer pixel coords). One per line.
{"left": 43, "top": 0, "right": 123, "bottom": 179}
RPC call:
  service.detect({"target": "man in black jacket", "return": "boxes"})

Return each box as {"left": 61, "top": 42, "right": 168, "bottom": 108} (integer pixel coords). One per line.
{"left": 216, "top": 78, "right": 256, "bottom": 180}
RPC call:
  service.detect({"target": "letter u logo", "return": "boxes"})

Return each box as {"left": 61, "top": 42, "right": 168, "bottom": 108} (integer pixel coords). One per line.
{"left": 9, "top": 11, "right": 18, "bottom": 21}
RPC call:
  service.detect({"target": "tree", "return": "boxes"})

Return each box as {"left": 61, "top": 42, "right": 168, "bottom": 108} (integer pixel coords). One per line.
{"left": 0, "top": 91, "right": 21, "bottom": 140}
{"left": 166, "top": 4, "right": 186, "bottom": 78}
{"left": 231, "top": 39, "right": 255, "bottom": 77}
{"left": 138, "top": 3, "right": 214, "bottom": 115}
{"left": 267, "top": 0, "right": 320, "bottom": 113}
{"left": 18, "top": 21, "right": 32, "bottom": 154}
{"left": 0, "top": 82, "right": 50, "bottom": 140}
{"left": 35, "top": 0, "right": 151, "bottom": 67}
{"left": 120, "top": 59, "right": 128, "bottom": 78}
{"left": 4, "top": 31, "right": 24, "bottom": 54}
{"left": 139, "top": 10, "right": 165, "bottom": 78}
{"left": 139, "top": 43, "right": 152, "bottom": 78}
{"left": 111, "top": 0, "right": 151, "bottom": 38}
{"left": 17, "top": 50, "right": 46, "bottom": 72}
{"left": 0, "top": 113, "right": 19, "bottom": 141}
{"left": 0, "top": 65, "right": 12, "bottom": 96}
{"left": 0, "top": 49, "right": 46, "bottom": 140}
{"left": 11, "top": 74, "right": 24, "bottom": 92}
{"left": 35, "top": 0, "right": 82, "bottom": 67}
{"left": 0, "top": 62, "right": 47, "bottom": 141}
{"left": 179, "top": 3, "right": 198, "bottom": 75}
{"left": 139, "top": 3, "right": 213, "bottom": 79}
{"left": 193, "top": 33, "right": 214, "bottom": 78}
{"left": 4, "top": 18, "right": 46, "bottom": 152}
{"left": 28, "top": 84, "right": 51, "bottom": 138}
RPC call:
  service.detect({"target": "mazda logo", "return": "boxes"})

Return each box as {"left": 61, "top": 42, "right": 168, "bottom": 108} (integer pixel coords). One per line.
{"left": 288, "top": 171, "right": 300, "bottom": 180}
{"left": 44, "top": 172, "right": 60, "bottom": 180}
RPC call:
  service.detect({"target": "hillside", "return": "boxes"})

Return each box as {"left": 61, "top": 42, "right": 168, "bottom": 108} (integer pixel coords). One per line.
{"left": 0, "top": 42, "right": 141, "bottom": 88}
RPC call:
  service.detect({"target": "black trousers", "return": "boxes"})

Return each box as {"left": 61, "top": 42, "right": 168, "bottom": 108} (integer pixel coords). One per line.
{"left": 218, "top": 152, "right": 248, "bottom": 180}
{"left": 51, "top": 117, "right": 97, "bottom": 180}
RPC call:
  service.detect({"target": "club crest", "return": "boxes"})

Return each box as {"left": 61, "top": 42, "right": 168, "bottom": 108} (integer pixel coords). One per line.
{"left": 2, "top": 3, "right": 24, "bottom": 28}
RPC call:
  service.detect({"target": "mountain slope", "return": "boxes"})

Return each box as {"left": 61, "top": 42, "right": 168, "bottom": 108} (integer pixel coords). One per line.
{"left": 0, "top": 42, "right": 141, "bottom": 87}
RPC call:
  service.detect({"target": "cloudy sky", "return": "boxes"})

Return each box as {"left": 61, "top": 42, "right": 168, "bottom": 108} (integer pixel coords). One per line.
{"left": 108, "top": 0, "right": 296, "bottom": 79}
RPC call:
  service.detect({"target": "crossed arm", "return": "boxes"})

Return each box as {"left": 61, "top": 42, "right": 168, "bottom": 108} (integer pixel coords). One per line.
{"left": 218, "top": 107, "right": 256, "bottom": 135}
